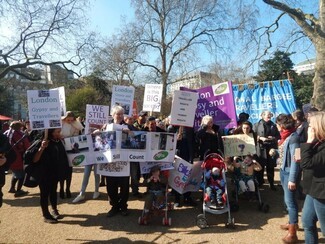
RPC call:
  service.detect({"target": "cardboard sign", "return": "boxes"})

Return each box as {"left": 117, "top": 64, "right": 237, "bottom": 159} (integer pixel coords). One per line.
{"left": 222, "top": 133, "right": 256, "bottom": 157}
{"left": 96, "top": 162, "right": 130, "bottom": 177}
{"left": 170, "top": 90, "right": 199, "bottom": 127}
{"left": 168, "top": 156, "right": 203, "bottom": 194}
{"left": 140, "top": 161, "right": 174, "bottom": 174}
{"left": 111, "top": 85, "right": 135, "bottom": 116}
{"left": 63, "top": 135, "right": 93, "bottom": 166}
{"left": 143, "top": 84, "right": 163, "bottom": 112}
{"left": 85, "top": 104, "right": 110, "bottom": 134}
{"left": 27, "top": 89, "right": 61, "bottom": 130}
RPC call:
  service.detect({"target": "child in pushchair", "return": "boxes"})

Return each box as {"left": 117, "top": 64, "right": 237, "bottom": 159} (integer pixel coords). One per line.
{"left": 205, "top": 167, "right": 226, "bottom": 208}
{"left": 139, "top": 165, "right": 172, "bottom": 225}
{"left": 228, "top": 155, "right": 262, "bottom": 201}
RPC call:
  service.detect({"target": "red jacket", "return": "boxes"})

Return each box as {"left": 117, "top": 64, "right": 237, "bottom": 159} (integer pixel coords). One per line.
{"left": 9, "top": 130, "right": 30, "bottom": 171}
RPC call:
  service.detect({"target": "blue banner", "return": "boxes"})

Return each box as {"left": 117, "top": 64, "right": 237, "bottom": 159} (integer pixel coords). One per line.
{"left": 233, "top": 80, "right": 297, "bottom": 125}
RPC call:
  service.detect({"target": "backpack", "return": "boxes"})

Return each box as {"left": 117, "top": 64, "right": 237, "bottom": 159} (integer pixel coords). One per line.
{"left": 23, "top": 139, "right": 42, "bottom": 188}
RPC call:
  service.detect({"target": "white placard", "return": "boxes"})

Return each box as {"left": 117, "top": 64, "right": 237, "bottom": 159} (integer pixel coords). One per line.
{"left": 27, "top": 89, "right": 62, "bottom": 130}
{"left": 222, "top": 133, "right": 256, "bottom": 157}
{"left": 63, "top": 135, "right": 94, "bottom": 166}
{"left": 51, "top": 86, "right": 66, "bottom": 117}
{"left": 170, "top": 90, "right": 199, "bottom": 127}
{"left": 96, "top": 162, "right": 130, "bottom": 177}
{"left": 142, "top": 84, "right": 163, "bottom": 112}
{"left": 168, "top": 156, "right": 203, "bottom": 194}
{"left": 111, "top": 85, "right": 135, "bottom": 116}
{"left": 85, "top": 104, "right": 110, "bottom": 134}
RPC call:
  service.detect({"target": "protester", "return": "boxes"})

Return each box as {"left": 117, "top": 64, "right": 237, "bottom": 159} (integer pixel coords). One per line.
{"left": 271, "top": 114, "right": 300, "bottom": 243}
{"left": 253, "top": 110, "right": 280, "bottom": 190}
{"left": 0, "top": 132, "right": 10, "bottom": 207}
{"left": 300, "top": 111, "right": 325, "bottom": 243}
{"left": 133, "top": 111, "right": 148, "bottom": 130}
{"left": 32, "top": 128, "right": 70, "bottom": 223}
{"left": 105, "top": 106, "right": 132, "bottom": 217}
{"left": 5, "top": 121, "right": 30, "bottom": 197}
{"left": 144, "top": 116, "right": 165, "bottom": 132}
{"left": 196, "top": 115, "right": 224, "bottom": 160}
{"left": 59, "top": 111, "right": 84, "bottom": 199}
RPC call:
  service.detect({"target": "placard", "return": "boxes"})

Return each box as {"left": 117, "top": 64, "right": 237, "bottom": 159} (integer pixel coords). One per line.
{"left": 96, "top": 162, "right": 130, "bottom": 177}
{"left": 222, "top": 133, "right": 256, "bottom": 157}
{"left": 168, "top": 156, "right": 203, "bottom": 194}
{"left": 111, "top": 85, "right": 135, "bottom": 116}
{"left": 170, "top": 90, "right": 199, "bottom": 127}
{"left": 142, "top": 84, "right": 163, "bottom": 112}
{"left": 27, "top": 89, "right": 61, "bottom": 130}
{"left": 85, "top": 104, "right": 110, "bottom": 134}
{"left": 63, "top": 135, "right": 93, "bottom": 166}
{"left": 140, "top": 161, "right": 174, "bottom": 174}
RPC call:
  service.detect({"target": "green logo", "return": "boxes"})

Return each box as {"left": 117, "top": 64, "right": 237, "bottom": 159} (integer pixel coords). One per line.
{"left": 154, "top": 151, "right": 168, "bottom": 160}
{"left": 72, "top": 155, "right": 85, "bottom": 166}
{"left": 214, "top": 83, "right": 228, "bottom": 95}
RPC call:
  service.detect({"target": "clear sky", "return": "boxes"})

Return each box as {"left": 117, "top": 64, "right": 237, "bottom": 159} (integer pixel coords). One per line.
{"left": 87, "top": 0, "right": 316, "bottom": 72}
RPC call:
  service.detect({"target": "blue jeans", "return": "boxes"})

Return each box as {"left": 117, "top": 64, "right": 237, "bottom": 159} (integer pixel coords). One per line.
{"left": 80, "top": 164, "right": 100, "bottom": 195}
{"left": 302, "top": 194, "right": 325, "bottom": 244}
{"left": 280, "top": 169, "right": 298, "bottom": 224}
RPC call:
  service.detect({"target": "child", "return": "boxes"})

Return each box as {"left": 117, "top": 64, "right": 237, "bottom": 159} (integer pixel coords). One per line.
{"left": 205, "top": 167, "right": 225, "bottom": 207}
{"left": 143, "top": 165, "right": 168, "bottom": 219}
{"left": 228, "top": 155, "right": 262, "bottom": 200}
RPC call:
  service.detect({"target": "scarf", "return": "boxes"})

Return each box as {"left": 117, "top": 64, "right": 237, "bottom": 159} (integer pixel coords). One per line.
{"left": 278, "top": 128, "right": 296, "bottom": 145}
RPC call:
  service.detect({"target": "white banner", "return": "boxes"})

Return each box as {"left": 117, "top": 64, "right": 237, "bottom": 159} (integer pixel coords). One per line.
{"left": 63, "top": 135, "right": 94, "bottom": 166}
{"left": 51, "top": 86, "right": 66, "bottom": 117}
{"left": 168, "top": 156, "right": 203, "bottom": 194}
{"left": 170, "top": 90, "right": 199, "bottom": 127}
{"left": 142, "top": 84, "right": 163, "bottom": 112}
{"left": 85, "top": 104, "right": 110, "bottom": 134}
{"left": 140, "top": 161, "right": 174, "bottom": 174}
{"left": 111, "top": 85, "right": 135, "bottom": 116}
{"left": 96, "top": 162, "right": 130, "bottom": 177}
{"left": 222, "top": 133, "right": 256, "bottom": 157}
{"left": 27, "top": 89, "right": 62, "bottom": 130}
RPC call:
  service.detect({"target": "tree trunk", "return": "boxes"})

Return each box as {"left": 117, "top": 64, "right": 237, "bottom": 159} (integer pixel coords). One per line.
{"left": 312, "top": 40, "right": 325, "bottom": 111}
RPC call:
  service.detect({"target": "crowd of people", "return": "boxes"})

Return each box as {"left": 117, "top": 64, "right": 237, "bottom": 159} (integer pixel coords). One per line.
{"left": 0, "top": 106, "right": 324, "bottom": 244}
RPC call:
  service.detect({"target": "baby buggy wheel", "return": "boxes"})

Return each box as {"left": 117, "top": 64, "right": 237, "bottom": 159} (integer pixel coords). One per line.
{"left": 259, "top": 202, "right": 270, "bottom": 213}
{"left": 196, "top": 214, "right": 208, "bottom": 229}
{"left": 162, "top": 217, "right": 172, "bottom": 226}
{"left": 138, "top": 216, "right": 148, "bottom": 225}
{"left": 225, "top": 217, "right": 235, "bottom": 229}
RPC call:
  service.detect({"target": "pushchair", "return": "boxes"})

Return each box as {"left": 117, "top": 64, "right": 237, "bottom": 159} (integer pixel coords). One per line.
{"left": 138, "top": 168, "right": 173, "bottom": 226}
{"left": 229, "top": 155, "right": 270, "bottom": 213}
{"left": 196, "top": 153, "right": 235, "bottom": 229}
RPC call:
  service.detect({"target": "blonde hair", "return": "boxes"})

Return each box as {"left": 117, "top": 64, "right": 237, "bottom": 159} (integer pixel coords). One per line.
{"left": 309, "top": 111, "right": 325, "bottom": 141}
{"left": 201, "top": 115, "right": 213, "bottom": 126}
{"left": 111, "top": 105, "right": 124, "bottom": 115}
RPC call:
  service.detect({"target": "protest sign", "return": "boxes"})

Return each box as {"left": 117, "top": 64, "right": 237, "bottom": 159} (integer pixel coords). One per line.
{"left": 84, "top": 104, "right": 110, "bottom": 134}
{"left": 222, "top": 133, "right": 256, "bottom": 157}
{"left": 233, "top": 80, "right": 297, "bottom": 124}
{"left": 170, "top": 90, "right": 199, "bottom": 127}
{"left": 51, "top": 86, "right": 66, "bottom": 117}
{"left": 111, "top": 85, "right": 135, "bottom": 116}
{"left": 181, "top": 81, "right": 237, "bottom": 130}
{"left": 142, "top": 84, "right": 163, "bottom": 112}
{"left": 63, "top": 135, "right": 93, "bottom": 166}
{"left": 168, "top": 156, "right": 203, "bottom": 194}
{"left": 27, "top": 89, "right": 61, "bottom": 130}
{"left": 140, "top": 161, "right": 174, "bottom": 174}
{"left": 96, "top": 161, "right": 130, "bottom": 177}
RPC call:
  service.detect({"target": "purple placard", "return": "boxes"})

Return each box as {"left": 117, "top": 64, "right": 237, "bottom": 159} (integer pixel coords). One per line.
{"left": 181, "top": 81, "right": 237, "bottom": 130}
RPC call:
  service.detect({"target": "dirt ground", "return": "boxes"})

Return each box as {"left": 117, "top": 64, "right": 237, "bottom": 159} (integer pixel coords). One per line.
{"left": 0, "top": 167, "right": 324, "bottom": 244}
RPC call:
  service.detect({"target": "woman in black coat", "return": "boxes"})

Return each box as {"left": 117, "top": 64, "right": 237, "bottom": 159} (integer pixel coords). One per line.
{"left": 33, "top": 128, "right": 70, "bottom": 223}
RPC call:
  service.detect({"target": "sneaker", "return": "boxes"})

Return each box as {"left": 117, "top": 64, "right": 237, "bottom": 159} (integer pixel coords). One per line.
{"left": 120, "top": 209, "right": 128, "bottom": 216}
{"left": 106, "top": 208, "right": 119, "bottom": 217}
{"left": 14, "top": 190, "right": 28, "bottom": 197}
{"left": 51, "top": 209, "right": 62, "bottom": 220}
{"left": 72, "top": 194, "right": 85, "bottom": 203}
{"left": 93, "top": 192, "right": 100, "bottom": 199}
{"left": 44, "top": 216, "right": 58, "bottom": 224}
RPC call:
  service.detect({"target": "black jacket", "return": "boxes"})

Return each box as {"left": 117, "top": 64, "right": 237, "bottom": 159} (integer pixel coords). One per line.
{"left": 301, "top": 141, "right": 325, "bottom": 199}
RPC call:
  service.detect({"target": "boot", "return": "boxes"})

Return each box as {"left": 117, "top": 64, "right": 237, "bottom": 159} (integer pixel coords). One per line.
{"left": 280, "top": 223, "right": 299, "bottom": 230}
{"left": 282, "top": 224, "right": 298, "bottom": 243}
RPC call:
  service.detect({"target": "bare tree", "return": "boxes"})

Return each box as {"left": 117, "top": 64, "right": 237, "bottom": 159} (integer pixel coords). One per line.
{"left": 261, "top": 0, "right": 325, "bottom": 110}
{"left": 125, "top": 0, "right": 257, "bottom": 115}
{"left": 0, "top": 0, "right": 92, "bottom": 80}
